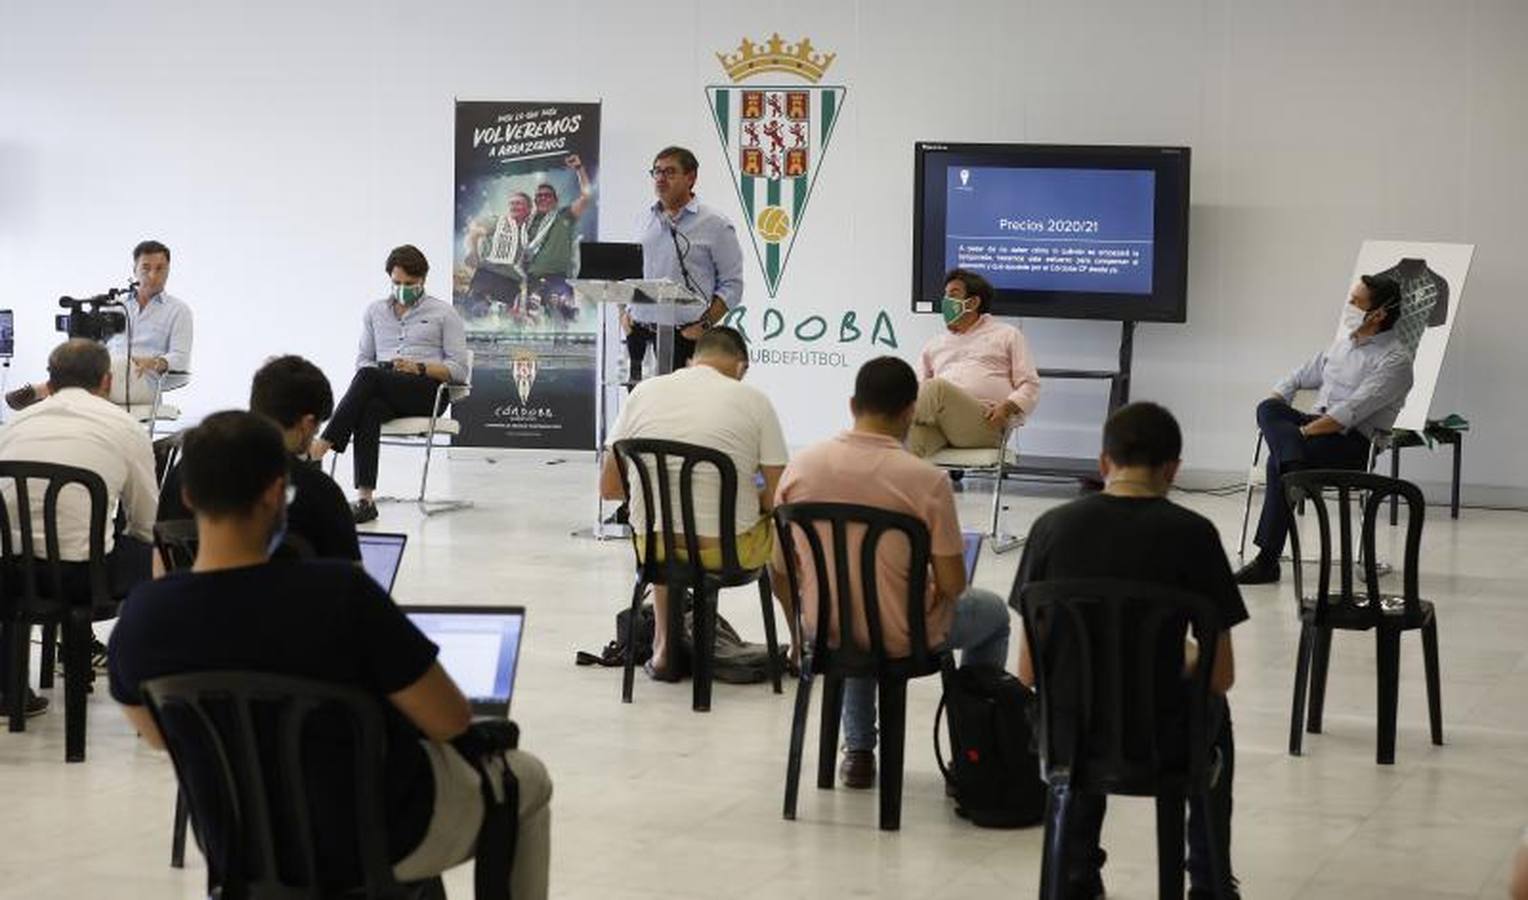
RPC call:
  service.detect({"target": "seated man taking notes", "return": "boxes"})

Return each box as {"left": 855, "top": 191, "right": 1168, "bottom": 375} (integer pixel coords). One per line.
{"left": 600, "top": 326, "right": 786, "bottom": 679}
{"left": 775, "top": 356, "right": 1010, "bottom": 789}
{"left": 110, "top": 411, "right": 551, "bottom": 898}
{"left": 910, "top": 268, "right": 1041, "bottom": 458}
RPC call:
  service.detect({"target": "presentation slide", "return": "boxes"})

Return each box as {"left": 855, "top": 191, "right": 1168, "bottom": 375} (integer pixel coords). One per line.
{"left": 944, "top": 167, "right": 1156, "bottom": 295}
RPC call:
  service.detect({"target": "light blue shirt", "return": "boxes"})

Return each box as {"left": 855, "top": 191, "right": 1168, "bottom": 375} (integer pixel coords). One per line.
{"left": 1274, "top": 329, "right": 1414, "bottom": 438}
{"left": 634, "top": 198, "right": 744, "bottom": 326}
{"left": 105, "top": 290, "right": 193, "bottom": 372}
{"left": 357, "top": 295, "right": 469, "bottom": 384}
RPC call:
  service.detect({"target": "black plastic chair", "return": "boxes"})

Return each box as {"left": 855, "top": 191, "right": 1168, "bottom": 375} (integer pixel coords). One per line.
{"left": 152, "top": 518, "right": 317, "bottom": 870}
{"left": 1019, "top": 578, "right": 1231, "bottom": 900}
{"left": 1282, "top": 470, "right": 1442, "bottom": 765}
{"left": 0, "top": 461, "right": 119, "bottom": 762}
{"left": 774, "top": 501, "right": 949, "bottom": 832}
{"left": 612, "top": 438, "right": 782, "bottom": 711}
{"left": 140, "top": 670, "right": 446, "bottom": 900}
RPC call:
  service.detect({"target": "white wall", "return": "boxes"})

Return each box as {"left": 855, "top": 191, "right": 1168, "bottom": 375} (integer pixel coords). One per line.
{"left": 2, "top": 0, "right": 1524, "bottom": 490}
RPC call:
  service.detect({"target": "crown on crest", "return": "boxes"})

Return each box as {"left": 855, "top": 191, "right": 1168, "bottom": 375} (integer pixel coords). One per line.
{"left": 717, "top": 34, "right": 835, "bottom": 83}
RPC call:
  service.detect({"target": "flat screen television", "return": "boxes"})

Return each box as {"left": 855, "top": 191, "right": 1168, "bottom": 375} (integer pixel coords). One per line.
{"left": 913, "top": 143, "right": 1190, "bottom": 322}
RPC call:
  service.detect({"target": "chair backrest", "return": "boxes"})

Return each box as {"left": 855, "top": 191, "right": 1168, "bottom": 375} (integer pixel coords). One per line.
{"left": 613, "top": 437, "right": 752, "bottom": 580}
{"left": 154, "top": 518, "right": 317, "bottom": 574}
{"left": 0, "top": 461, "right": 111, "bottom": 605}
{"left": 1019, "top": 578, "right": 1222, "bottom": 795}
{"left": 773, "top": 501, "right": 935, "bottom": 672}
{"left": 139, "top": 670, "right": 408, "bottom": 900}
{"left": 1282, "top": 469, "right": 1425, "bottom": 625}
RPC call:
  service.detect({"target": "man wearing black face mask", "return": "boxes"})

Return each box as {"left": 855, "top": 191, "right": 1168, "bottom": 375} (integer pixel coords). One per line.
{"left": 1236, "top": 275, "right": 1412, "bottom": 585}
{"left": 310, "top": 245, "right": 469, "bottom": 523}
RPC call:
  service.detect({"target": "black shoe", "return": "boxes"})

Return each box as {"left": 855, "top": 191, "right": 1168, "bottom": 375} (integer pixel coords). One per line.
{"left": 0, "top": 690, "right": 49, "bottom": 719}
{"left": 1064, "top": 873, "right": 1105, "bottom": 900}
{"left": 91, "top": 638, "right": 109, "bottom": 673}
{"left": 1189, "top": 877, "right": 1240, "bottom": 899}
{"left": 838, "top": 749, "right": 875, "bottom": 789}
{"left": 5, "top": 384, "right": 39, "bottom": 411}
{"left": 351, "top": 498, "right": 378, "bottom": 524}
{"left": 1233, "top": 556, "right": 1280, "bottom": 585}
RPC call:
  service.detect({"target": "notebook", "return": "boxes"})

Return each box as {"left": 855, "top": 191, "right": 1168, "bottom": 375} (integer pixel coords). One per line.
{"left": 963, "top": 530, "right": 984, "bottom": 582}
{"left": 401, "top": 605, "right": 526, "bottom": 718}
{"left": 358, "top": 532, "right": 408, "bottom": 593}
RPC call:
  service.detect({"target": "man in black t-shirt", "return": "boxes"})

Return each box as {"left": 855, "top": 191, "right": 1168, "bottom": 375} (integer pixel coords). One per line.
{"left": 110, "top": 411, "right": 551, "bottom": 897}
{"left": 1012, "top": 402, "right": 1245, "bottom": 900}
{"left": 157, "top": 355, "right": 359, "bottom": 565}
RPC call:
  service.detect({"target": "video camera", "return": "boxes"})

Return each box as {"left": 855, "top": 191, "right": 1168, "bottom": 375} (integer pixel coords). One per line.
{"left": 55, "top": 284, "right": 133, "bottom": 342}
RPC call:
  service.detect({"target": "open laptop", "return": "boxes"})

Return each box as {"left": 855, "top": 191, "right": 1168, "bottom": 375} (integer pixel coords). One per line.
{"left": 358, "top": 532, "right": 408, "bottom": 594}
{"left": 400, "top": 605, "right": 526, "bottom": 718}
{"left": 962, "top": 530, "right": 984, "bottom": 582}
{"left": 579, "top": 241, "right": 644, "bottom": 280}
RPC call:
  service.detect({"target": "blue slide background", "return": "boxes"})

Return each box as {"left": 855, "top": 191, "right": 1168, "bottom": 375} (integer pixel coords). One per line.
{"left": 945, "top": 167, "right": 1156, "bottom": 294}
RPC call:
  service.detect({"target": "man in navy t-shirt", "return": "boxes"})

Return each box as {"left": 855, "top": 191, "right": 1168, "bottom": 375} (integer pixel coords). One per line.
{"left": 109, "top": 410, "right": 551, "bottom": 897}
{"left": 1012, "top": 402, "right": 1246, "bottom": 900}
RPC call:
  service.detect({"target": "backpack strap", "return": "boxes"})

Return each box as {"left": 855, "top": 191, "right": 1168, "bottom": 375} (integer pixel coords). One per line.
{"left": 451, "top": 721, "right": 522, "bottom": 900}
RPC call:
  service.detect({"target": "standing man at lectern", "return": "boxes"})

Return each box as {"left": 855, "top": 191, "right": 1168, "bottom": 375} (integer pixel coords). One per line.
{"left": 623, "top": 146, "right": 744, "bottom": 381}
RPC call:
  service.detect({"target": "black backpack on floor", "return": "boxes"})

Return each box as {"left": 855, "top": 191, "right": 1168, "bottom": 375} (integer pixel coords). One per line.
{"left": 934, "top": 664, "right": 1047, "bottom": 828}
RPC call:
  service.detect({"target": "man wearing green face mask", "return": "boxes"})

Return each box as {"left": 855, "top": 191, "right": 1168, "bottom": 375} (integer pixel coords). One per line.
{"left": 910, "top": 268, "right": 1041, "bottom": 458}
{"left": 310, "top": 245, "right": 469, "bottom": 523}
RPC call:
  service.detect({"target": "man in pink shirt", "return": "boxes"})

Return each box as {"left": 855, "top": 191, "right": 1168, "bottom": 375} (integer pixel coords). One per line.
{"left": 773, "top": 356, "right": 1010, "bottom": 788}
{"left": 910, "top": 269, "right": 1041, "bottom": 458}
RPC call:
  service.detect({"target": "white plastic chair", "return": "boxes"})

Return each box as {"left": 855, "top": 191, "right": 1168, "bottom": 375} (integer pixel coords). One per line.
{"left": 925, "top": 423, "right": 1022, "bottom": 553}
{"left": 331, "top": 351, "right": 475, "bottom": 516}
{"left": 124, "top": 370, "right": 190, "bottom": 441}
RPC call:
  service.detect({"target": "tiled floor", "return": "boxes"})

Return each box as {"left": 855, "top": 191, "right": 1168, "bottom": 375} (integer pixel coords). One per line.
{"left": 0, "top": 449, "right": 1523, "bottom": 898}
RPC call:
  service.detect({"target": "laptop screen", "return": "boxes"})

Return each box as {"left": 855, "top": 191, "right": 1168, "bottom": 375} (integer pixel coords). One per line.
{"left": 962, "top": 531, "right": 983, "bottom": 582}
{"left": 402, "top": 606, "right": 525, "bottom": 716}
{"left": 358, "top": 532, "right": 407, "bottom": 593}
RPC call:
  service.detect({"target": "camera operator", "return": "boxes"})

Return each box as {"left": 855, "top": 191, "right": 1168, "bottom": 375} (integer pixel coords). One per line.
{"left": 7, "top": 240, "right": 194, "bottom": 412}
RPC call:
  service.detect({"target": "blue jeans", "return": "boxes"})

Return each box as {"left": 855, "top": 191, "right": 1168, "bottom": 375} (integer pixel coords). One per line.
{"left": 842, "top": 587, "right": 1011, "bottom": 752}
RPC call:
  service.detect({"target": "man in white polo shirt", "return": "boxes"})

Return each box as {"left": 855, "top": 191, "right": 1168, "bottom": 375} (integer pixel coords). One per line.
{"left": 0, "top": 338, "right": 158, "bottom": 717}
{"left": 600, "top": 326, "right": 786, "bottom": 679}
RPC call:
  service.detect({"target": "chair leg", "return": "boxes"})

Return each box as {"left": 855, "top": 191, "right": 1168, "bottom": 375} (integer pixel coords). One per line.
{"left": 1289, "top": 624, "right": 1313, "bottom": 756}
{"left": 170, "top": 788, "right": 188, "bottom": 868}
{"left": 757, "top": 577, "right": 782, "bottom": 695}
{"left": 1237, "top": 435, "right": 1263, "bottom": 559}
{"left": 1155, "top": 794, "right": 1187, "bottom": 900}
{"left": 1307, "top": 628, "right": 1333, "bottom": 734}
{"left": 692, "top": 588, "right": 716, "bottom": 712}
{"left": 39, "top": 623, "right": 56, "bottom": 689}
{"left": 876, "top": 677, "right": 908, "bottom": 831}
{"left": 782, "top": 670, "right": 815, "bottom": 820}
{"left": 620, "top": 579, "right": 646, "bottom": 704}
{"left": 1450, "top": 438, "right": 1462, "bottom": 520}
{"left": 1192, "top": 789, "right": 1233, "bottom": 900}
{"left": 1039, "top": 781, "right": 1074, "bottom": 900}
{"left": 816, "top": 674, "right": 844, "bottom": 790}
{"left": 418, "top": 417, "right": 439, "bottom": 505}
{"left": 64, "top": 617, "right": 89, "bottom": 762}
{"left": 7, "top": 621, "right": 28, "bottom": 734}
{"left": 1421, "top": 620, "right": 1444, "bottom": 746}
{"left": 1376, "top": 627, "right": 1401, "bottom": 765}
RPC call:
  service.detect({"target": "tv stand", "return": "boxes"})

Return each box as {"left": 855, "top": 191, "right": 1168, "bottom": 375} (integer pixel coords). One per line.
{"left": 1014, "top": 320, "right": 1135, "bottom": 488}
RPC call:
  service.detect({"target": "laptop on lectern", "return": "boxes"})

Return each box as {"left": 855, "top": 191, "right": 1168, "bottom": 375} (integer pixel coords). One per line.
{"left": 579, "top": 242, "right": 644, "bottom": 281}
{"left": 400, "top": 605, "right": 526, "bottom": 718}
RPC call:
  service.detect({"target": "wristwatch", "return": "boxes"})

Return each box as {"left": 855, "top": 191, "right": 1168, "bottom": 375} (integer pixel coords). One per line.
{"left": 416, "top": 362, "right": 427, "bottom": 376}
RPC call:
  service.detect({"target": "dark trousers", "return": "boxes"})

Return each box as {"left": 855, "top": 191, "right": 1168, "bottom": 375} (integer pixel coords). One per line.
{"left": 1064, "top": 696, "right": 1235, "bottom": 892}
{"left": 625, "top": 323, "right": 696, "bottom": 385}
{"left": 322, "top": 367, "right": 440, "bottom": 490}
{"left": 1253, "top": 398, "right": 1372, "bottom": 560}
{"left": 0, "top": 535, "right": 151, "bottom": 696}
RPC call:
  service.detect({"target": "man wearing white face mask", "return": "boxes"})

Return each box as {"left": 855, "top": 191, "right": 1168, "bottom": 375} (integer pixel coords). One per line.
{"left": 1236, "top": 274, "right": 1411, "bottom": 585}
{"left": 310, "top": 246, "right": 468, "bottom": 523}
{"left": 908, "top": 268, "right": 1041, "bottom": 458}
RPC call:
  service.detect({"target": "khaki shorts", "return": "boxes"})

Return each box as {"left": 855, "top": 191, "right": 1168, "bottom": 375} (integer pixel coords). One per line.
{"left": 636, "top": 518, "right": 774, "bottom": 572}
